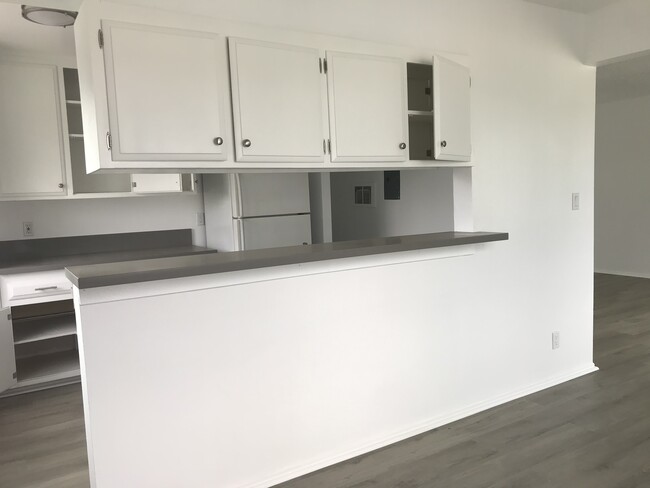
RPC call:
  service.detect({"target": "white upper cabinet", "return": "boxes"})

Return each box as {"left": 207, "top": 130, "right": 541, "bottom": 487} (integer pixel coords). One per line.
{"left": 131, "top": 174, "right": 182, "bottom": 193}
{"left": 101, "top": 21, "right": 229, "bottom": 162}
{"left": 326, "top": 52, "right": 408, "bottom": 163}
{"left": 0, "top": 61, "right": 66, "bottom": 197}
{"left": 229, "top": 38, "right": 327, "bottom": 163}
{"left": 433, "top": 54, "right": 471, "bottom": 161}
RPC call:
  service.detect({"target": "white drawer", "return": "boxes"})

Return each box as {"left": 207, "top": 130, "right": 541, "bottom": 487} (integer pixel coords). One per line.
{"left": 0, "top": 270, "right": 73, "bottom": 308}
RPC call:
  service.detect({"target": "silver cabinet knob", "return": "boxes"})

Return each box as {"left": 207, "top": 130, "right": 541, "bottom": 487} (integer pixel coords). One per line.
{"left": 399, "top": 142, "right": 406, "bottom": 150}
{"left": 242, "top": 139, "right": 252, "bottom": 148}
{"left": 441, "top": 140, "right": 447, "bottom": 148}
{"left": 213, "top": 137, "right": 223, "bottom": 146}
{"left": 58, "top": 183, "right": 64, "bottom": 189}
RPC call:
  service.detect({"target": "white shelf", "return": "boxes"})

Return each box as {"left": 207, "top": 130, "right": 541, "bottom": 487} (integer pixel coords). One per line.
{"left": 13, "top": 313, "right": 76, "bottom": 345}
{"left": 408, "top": 110, "right": 433, "bottom": 116}
{"left": 69, "top": 133, "right": 84, "bottom": 138}
{"left": 16, "top": 349, "right": 80, "bottom": 386}
{"left": 66, "top": 100, "right": 82, "bottom": 105}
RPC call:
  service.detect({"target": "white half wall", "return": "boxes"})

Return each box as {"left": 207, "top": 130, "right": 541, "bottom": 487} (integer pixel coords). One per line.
{"left": 595, "top": 94, "right": 650, "bottom": 277}
{"left": 0, "top": 194, "right": 207, "bottom": 246}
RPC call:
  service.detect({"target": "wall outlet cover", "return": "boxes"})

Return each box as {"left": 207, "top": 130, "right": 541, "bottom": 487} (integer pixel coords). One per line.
{"left": 552, "top": 331, "right": 560, "bottom": 350}
{"left": 572, "top": 193, "right": 580, "bottom": 211}
{"left": 23, "top": 222, "right": 34, "bottom": 237}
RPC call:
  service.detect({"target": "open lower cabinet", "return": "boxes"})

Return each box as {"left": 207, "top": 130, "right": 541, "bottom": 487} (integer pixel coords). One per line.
{"left": 0, "top": 300, "right": 80, "bottom": 397}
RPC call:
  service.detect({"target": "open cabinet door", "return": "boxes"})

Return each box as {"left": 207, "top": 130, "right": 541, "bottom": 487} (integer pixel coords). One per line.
{"left": 433, "top": 54, "right": 471, "bottom": 161}
{"left": 0, "top": 308, "right": 17, "bottom": 394}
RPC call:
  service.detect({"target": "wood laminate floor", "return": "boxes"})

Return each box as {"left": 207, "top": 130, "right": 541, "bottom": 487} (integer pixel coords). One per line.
{"left": 2, "top": 273, "right": 650, "bottom": 488}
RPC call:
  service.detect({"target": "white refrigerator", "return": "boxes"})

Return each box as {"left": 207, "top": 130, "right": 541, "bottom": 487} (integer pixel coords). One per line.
{"left": 203, "top": 173, "right": 312, "bottom": 251}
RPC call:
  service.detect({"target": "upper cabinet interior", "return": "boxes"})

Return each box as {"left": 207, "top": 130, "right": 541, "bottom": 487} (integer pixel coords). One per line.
{"left": 73, "top": 0, "right": 472, "bottom": 171}
{"left": 407, "top": 56, "right": 472, "bottom": 163}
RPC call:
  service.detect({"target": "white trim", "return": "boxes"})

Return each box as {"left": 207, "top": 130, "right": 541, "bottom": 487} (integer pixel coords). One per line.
{"left": 76, "top": 245, "right": 477, "bottom": 306}
{"left": 245, "top": 363, "right": 598, "bottom": 488}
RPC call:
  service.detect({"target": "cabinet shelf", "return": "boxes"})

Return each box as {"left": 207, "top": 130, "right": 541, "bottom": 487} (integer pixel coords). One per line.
{"left": 69, "top": 134, "right": 84, "bottom": 138}
{"left": 65, "top": 100, "right": 81, "bottom": 105}
{"left": 16, "top": 349, "right": 80, "bottom": 386}
{"left": 13, "top": 313, "right": 76, "bottom": 345}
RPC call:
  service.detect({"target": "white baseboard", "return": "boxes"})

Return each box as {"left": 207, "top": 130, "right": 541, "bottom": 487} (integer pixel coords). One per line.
{"left": 244, "top": 363, "right": 599, "bottom": 488}
{"left": 595, "top": 268, "right": 650, "bottom": 279}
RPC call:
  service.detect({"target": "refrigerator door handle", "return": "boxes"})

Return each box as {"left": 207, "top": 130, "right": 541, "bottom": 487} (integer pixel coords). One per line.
{"left": 232, "top": 218, "right": 245, "bottom": 251}
{"left": 230, "top": 173, "right": 244, "bottom": 218}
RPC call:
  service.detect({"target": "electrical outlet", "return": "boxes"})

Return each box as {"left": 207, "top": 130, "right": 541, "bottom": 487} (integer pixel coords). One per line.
{"left": 552, "top": 331, "right": 560, "bottom": 350}
{"left": 196, "top": 212, "right": 205, "bottom": 226}
{"left": 572, "top": 193, "right": 580, "bottom": 211}
{"left": 23, "top": 222, "right": 34, "bottom": 237}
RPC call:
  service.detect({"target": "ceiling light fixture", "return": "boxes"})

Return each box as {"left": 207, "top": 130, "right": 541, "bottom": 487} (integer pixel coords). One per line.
{"left": 21, "top": 5, "right": 78, "bottom": 27}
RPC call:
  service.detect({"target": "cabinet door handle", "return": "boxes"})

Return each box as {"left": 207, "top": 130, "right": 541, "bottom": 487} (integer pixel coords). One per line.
{"left": 242, "top": 139, "right": 252, "bottom": 148}
{"left": 58, "top": 183, "right": 64, "bottom": 189}
{"left": 399, "top": 143, "right": 406, "bottom": 150}
{"left": 441, "top": 140, "right": 447, "bottom": 148}
{"left": 213, "top": 137, "right": 223, "bottom": 146}
{"left": 35, "top": 286, "right": 58, "bottom": 292}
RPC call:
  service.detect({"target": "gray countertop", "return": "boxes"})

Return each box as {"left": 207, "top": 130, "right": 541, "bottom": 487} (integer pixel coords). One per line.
{"left": 0, "top": 230, "right": 214, "bottom": 275}
{"left": 0, "top": 245, "right": 215, "bottom": 275}
{"left": 66, "top": 231, "right": 509, "bottom": 290}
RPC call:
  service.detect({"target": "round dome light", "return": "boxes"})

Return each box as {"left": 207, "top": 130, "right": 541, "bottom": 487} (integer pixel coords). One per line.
{"left": 21, "top": 5, "right": 77, "bottom": 27}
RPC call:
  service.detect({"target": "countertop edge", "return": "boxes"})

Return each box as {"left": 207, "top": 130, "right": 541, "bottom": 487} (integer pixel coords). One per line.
{"left": 67, "top": 232, "right": 509, "bottom": 290}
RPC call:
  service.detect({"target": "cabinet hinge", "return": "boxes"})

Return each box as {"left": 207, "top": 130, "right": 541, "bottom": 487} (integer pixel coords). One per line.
{"left": 132, "top": 182, "right": 137, "bottom": 188}
{"left": 12, "top": 372, "right": 16, "bottom": 379}
{"left": 469, "top": 77, "right": 472, "bottom": 88}
{"left": 98, "top": 29, "right": 104, "bottom": 49}
{"left": 7, "top": 314, "right": 11, "bottom": 321}
{"left": 322, "top": 139, "right": 326, "bottom": 155}
{"left": 323, "top": 58, "right": 328, "bottom": 74}
{"left": 106, "top": 132, "right": 112, "bottom": 151}
{"left": 327, "top": 139, "right": 331, "bottom": 154}
{"left": 319, "top": 58, "right": 323, "bottom": 74}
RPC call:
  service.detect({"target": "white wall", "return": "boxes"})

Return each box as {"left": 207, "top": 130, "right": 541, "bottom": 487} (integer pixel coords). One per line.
{"left": 594, "top": 94, "right": 650, "bottom": 277}
{"left": 0, "top": 194, "right": 207, "bottom": 246}
{"left": 330, "top": 169, "right": 455, "bottom": 241}
{"left": 76, "top": 0, "right": 597, "bottom": 486}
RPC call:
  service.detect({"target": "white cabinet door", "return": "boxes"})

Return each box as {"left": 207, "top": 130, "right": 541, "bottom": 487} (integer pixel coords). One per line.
{"left": 101, "top": 21, "right": 229, "bottom": 162}
{"left": 0, "top": 62, "right": 66, "bottom": 197}
{"left": 0, "top": 309, "right": 16, "bottom": 394}
{"left": 433, "top": 55, "right": 471, "bottom": 161}
{"left": 131, "top": 174, "right": 182, "bottom": 193}
{"left": 229, "top": 38, "right": 327, "bottom": 163}
{"left": 326, "top": 52, "right": 408, "bottom": 163}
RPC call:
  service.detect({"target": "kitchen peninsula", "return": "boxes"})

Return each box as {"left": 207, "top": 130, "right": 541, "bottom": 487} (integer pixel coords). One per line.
{"left": 66, "top": 231, "right": 507, "bottom": 488}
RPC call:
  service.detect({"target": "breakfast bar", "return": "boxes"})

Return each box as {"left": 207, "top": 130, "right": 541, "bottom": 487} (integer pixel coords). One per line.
{"left": 66, "top": 231, "right": 508, "bottom": 488}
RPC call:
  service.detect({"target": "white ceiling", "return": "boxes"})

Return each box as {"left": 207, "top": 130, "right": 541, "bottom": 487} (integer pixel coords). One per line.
{"left": 522, "top": 0, "right": 623, "bottom": 13}
{"left": 0, "top": 2, "right": 76, "bottom": 57}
